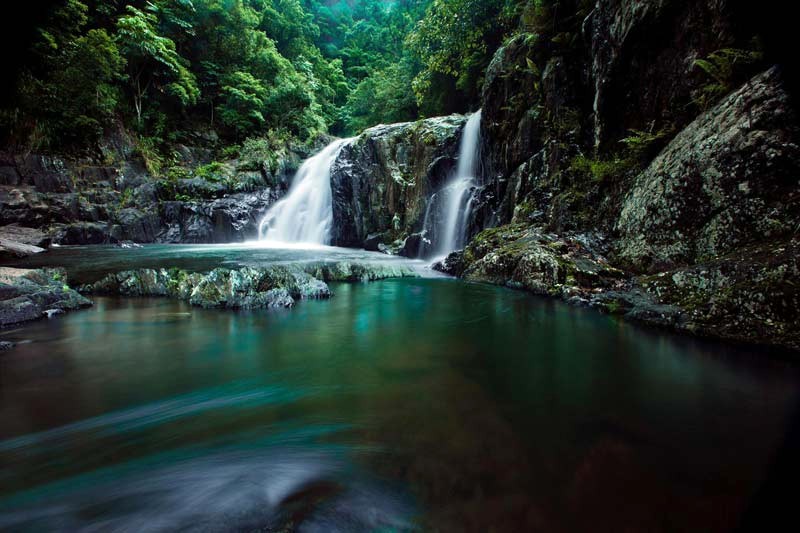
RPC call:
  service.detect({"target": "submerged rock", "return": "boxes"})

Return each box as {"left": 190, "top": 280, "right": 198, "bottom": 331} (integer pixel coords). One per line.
{"left": 81, "top": 261, "right": 419, "bottom": 310}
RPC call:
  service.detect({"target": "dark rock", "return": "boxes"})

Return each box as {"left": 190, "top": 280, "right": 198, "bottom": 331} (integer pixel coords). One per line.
{"left": 0, "top": 267, "right": 92, "bottom": 327}
{"left": 330, "top": 116, "right": 466, "bottom": 247}
{"left": 0, "top": 340, "right": 15, "bottom": 351}
{"left": 111, "top": 208, "right": 161, "bottom": 243}
{"left": 432, "top": 251, "right": 466, "bottom": 277}
{"left": 15, "top": 155, "right": 73, "bottom": 193}
{"left": 0, "top": 166, "right": 21, "bottom": 185}
{"left": 616, "top": 67, "right": 800, "bottom": 271}
{"left": 363, "top": 232, "right": 386, "bottom": 252}
{"left": 587, "top": 0, "right": 737, "bottom": 150}
{"left": 399, "top": 232, "right": 425, "bottom": 258}
{"left": 50, "top": 222, "right": 112, "bottom": 245}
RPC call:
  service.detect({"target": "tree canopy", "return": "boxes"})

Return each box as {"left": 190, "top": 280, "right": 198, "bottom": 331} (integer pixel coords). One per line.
{"left": 2, "top": 0, "right": 536, "bottom": 151}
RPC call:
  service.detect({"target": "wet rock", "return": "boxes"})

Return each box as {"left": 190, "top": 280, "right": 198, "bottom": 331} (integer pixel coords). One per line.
{"left": 111, "top": 208, "right": 161, "bottom": 243}
{"left": 0, "top": 166, "right": 21, "bottom": 185}
{"left": 82, "top": 266, "right": 334, "bottom": 310}
{"left": 432, "top": 251, "right": 466, "bottom": 277}
{"left": 462, "top": 224, "right": 626, "bottom": 298}
{"left": 50, "top": 222, "right": 112, "bottom": 245}
{"left": 330, "top": 115, "right": 466, "bottom": 247}
{"left": 0, "top": 267, "right": 92, "bottom": 327}
{"left": 617, "top": 67, "right": 800, "bottom": 272}
{"left": 0, "top": 225, "right": 49, "bottom": 258}
{"left": 587, "top": 0, "right": 737, "bottom": 150}
{"left": 635, "top": 237, "right": 800, "bottom": 350}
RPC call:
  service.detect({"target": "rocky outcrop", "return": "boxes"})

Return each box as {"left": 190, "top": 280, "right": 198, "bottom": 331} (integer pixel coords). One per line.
{"left": 0, "top": 159, "right": 281, "bottom": 245}
{"left": 587, "top": 0, "right": 739, "bottom": 150}
{"left": 0, "top": 267, "right": 92, "bottom": 327}
{"left": 616, "top": 67, "right": 800, "bottom": 271}
{"left": 460, "top": 65, "right": 800, "bottom": 350}
{"left": 461, "top": 224, "right": 627, "bottom": 300}
{"left": 81, "top": 261, "right": 421, "bottom": 309}
{"left": 83, "top": 266, "right": 331, "bottom": 309}
{"left": 0, "top": 225, "right": 48, "bottom": 259}
{"left": 329, "top": 115, "right": 466, "bottom": 252}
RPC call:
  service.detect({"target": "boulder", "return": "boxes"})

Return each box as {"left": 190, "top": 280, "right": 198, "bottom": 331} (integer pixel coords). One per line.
{"left": 616, "top": 67, "right": 800, "bottom": 271}
{"left": 0, "top": 267, "right": 92, "bottom": 327}
{"left": 329, "top": 115, "right": 466, "bottom": 248}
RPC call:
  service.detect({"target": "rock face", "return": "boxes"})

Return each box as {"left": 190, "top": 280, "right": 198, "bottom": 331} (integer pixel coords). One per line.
{"left": 0, "top": 134, "right": 290, "bottom": 246}
{"left": 616, "top": 67, "right": 800, "bottom": 271}
{"left": 453, "top": 0, "right": 799, "bottom": 350}
{"left": 587, "top": 0, "right": 738, "bottom": 150}
{"left": 462, "top": 66, "right": 800, "bottom": 350}
{"left": 329, "top": 115, "right": 467, "bottom": 252}
{"left": 0, "top": 267, "right": 92, "bottom": 327}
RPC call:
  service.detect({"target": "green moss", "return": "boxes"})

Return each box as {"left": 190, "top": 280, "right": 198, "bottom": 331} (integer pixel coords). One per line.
{"left": 603, "top": 300, "right": 625, "bottom": 315}
{"left": 569, "top": 154, "right": 634, "bottom": 184}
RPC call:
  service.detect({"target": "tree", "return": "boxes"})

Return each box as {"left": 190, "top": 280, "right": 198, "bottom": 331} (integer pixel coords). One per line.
{"left": 407, "top": 0, "right": 517, "bottom": 113}
{"left": 115, "top": 5, "right": 199, "bottom": 125}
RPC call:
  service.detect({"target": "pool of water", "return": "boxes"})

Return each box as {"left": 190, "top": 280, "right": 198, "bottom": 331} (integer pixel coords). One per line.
{"left": 1, "top": 272, "right": 799, "bottom": 530}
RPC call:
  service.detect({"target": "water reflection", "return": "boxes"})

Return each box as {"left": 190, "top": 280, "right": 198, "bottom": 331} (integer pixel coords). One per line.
{"left": 0, "top": 279, "right": 798, "bottom": 531}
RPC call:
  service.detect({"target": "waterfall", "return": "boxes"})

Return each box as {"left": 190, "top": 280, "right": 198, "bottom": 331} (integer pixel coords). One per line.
{"left": 258, "top": 138, "right": 352, "bottom": 245}
{"left": 423, "top": 109, "right": 482, "bottom": 259}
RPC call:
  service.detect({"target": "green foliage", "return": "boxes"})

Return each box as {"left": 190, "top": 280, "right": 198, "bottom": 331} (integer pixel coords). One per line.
{"left": 342, "top": 61, "right": 419, "bottom": 132}
{"left": 238, "top": 136, "right": 277, "bottom": 172}
{"left": 619, "top": 127, "right": 672, "bottom": 161}
{"left": 692, "top": 47, "right": 764, "bottom": 110}
{"left": 194, "top": 161, "right": 228, "bottom": 182}
{"left": 407, "top": 0, "right": 517, "bottom": 113}
{"left": 2, "top": 0, "right": 540, "bottom": 149}
{"left": 134, "top": 136, "right": 165, "bottom": 175}
{"left": 118, "top": 187, "right": 135, "bottom": 207}
{"left": 115, "top": 5, "right": 199, "bottom": 124}
{"left": 569, "top": 154, "right": 635, "bottom": 184}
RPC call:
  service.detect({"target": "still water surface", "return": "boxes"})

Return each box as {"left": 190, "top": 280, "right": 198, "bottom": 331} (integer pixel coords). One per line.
{"left": 0, "top": 275, "right": 798, "bottom": 531}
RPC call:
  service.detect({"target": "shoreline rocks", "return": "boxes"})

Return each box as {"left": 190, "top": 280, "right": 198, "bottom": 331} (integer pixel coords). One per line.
{"left": 79, "top": 261, "right": 421, "bottom": 309}
{"left": 0, "top": 267, "right": 92, "bottom": 328}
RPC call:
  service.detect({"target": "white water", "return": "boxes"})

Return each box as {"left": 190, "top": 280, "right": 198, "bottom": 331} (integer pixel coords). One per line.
{"left": 258, "top": 138, "right": 353, "bottom": 245}
{"left": 424, "top": 109, "right": 482, "bottom": 259}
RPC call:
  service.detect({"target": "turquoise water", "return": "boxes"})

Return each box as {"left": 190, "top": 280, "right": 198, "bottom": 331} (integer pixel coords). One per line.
{"left": 1, "top": 256, "right": 799, "bottom": 531}
{"left": 5, "top": 243, "right": 432, "bottom": 284}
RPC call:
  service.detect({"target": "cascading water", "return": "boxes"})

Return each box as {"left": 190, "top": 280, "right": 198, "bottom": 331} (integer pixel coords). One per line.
{"left": 258, "top": 138, "right": 352, "bottom": 245}
{"left": 423, "top": 109, "right": 482, "bottom": 259}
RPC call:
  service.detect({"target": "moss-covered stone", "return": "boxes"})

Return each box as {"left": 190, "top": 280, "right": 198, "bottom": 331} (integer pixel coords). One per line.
{"left": 0, "top": 267, "right": 92, "bottom": 327}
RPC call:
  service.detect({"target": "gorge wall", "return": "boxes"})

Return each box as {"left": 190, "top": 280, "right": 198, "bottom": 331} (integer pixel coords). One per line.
{"left": 453, "top": 0, "right": 800, "bottom": 350}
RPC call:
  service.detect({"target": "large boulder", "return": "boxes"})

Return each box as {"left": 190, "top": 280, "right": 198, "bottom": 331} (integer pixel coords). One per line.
{"left": 329, "top": 115, "right": 466, "bottom": 249}
{"left": 616, "top": 67, "right": 800, "bottom": 271}
{"left": 0, "top": 267, "right": 92, "bottom": 327}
